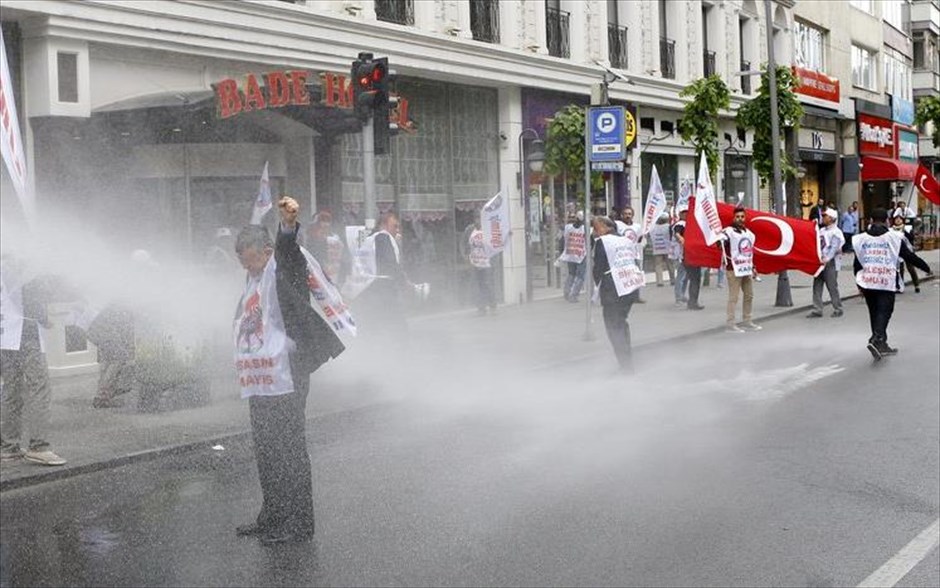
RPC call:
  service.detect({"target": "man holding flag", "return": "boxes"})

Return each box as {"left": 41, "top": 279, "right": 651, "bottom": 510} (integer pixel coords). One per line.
{"left": 719, "top": 206, "right": 761, "bottom": 333}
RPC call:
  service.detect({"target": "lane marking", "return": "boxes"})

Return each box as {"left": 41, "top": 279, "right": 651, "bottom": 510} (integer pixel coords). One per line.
{"left": 857, "top": 518, "right": 940, "bottom": 587}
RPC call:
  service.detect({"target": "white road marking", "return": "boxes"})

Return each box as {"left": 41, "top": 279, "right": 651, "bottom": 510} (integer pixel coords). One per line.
{"left": 857, "top": 518, "right": 940, "bottom": 588}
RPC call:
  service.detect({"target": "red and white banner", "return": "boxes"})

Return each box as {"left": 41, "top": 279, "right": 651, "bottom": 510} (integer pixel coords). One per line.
{"left": 693, "top": 152, "right": 723, "bottom": 245}
{"left": 914, "top": 164, "right": 940, "bottom": 205}
{"left": 684, "top": 198, "right": 824, "bottom": 277}
{"left": 0, "top": 29, "right": 31, "bottom": 222}
{"left": 599, "top": 235, "right": 645, "bottom": 297}
{"left": 641, "top": 164, "right": 667, "bottom": 236}
{"left": 481, "top": 192, "right": 510, "bottom": 256}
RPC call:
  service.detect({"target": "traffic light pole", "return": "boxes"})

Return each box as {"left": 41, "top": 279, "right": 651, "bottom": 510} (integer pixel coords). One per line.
{"left": 362, "top": 115, "right": 377, "bottom": 229}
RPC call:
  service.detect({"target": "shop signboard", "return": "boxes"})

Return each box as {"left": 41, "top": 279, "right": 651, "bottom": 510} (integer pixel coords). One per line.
{"left": 213, "top": 69, "right": 414, "bottom": 132}
{"left": 857, "top": 113, "right": 894, "bottom": 158}
{"left": 891, "top": 96, "right": 915, "bottom": 127}
{"left": 896, "top": 127, "right": 919, "bottom": 162}
{"left": 792, "top": 66, "right": 840, "bottom": 110}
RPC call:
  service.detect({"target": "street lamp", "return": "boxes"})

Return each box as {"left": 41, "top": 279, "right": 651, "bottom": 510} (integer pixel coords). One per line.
{"left": 519, "top": 128, "right": 543, "bottom": 302}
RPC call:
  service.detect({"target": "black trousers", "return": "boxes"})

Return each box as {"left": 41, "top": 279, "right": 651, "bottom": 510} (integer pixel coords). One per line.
{"left": 602, "top": 292, "right": 638, "bottom": 369}
{"left": 473, "top": 267, "right": 497, "bottom": 310}
{"left": 248, "top": 361, "right": 314, "bottom": 535}
{"left": 684, "top": 265, "right": 702, "bottom": 307}
{"left": 861, "top": 288, "right": 896, "bottom": 347}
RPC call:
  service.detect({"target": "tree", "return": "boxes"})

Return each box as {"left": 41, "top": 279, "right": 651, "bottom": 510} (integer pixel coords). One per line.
{"left": 678, "top": 75, "right": 731, "bottom": 183}
{"left": 543, "top": 104, "right": 604, "bottom": 205}
{"left": 915, "top": 96, "right": 940, "bottom": 148}
{"left": 736, "top": 65, "right": 804, "bottom": 188}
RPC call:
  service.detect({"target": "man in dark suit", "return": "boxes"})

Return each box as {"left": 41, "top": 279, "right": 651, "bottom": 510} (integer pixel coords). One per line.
{"left": 592, "top": 216, "right": 641, "bottom": 373}
{"left": 233, "top": 197, "right": 345, "bottom": 545}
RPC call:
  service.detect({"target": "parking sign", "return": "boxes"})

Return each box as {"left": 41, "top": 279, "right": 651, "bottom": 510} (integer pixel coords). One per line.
{"left": 588, "top": 106, "right": 626, "bottom": 162}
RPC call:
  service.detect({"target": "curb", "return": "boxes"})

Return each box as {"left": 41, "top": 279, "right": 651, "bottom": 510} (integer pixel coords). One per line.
{"left": 2, "top": 274, "right": 935, "bottom": 493}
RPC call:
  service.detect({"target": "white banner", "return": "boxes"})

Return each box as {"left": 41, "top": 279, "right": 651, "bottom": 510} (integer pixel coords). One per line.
{"left": 722, "top": 227, "right": 756, "bottom": 277}
{"left": 249, "top": 161, "right": 272, "bottom": 225}
{"left": 650, "top": 222, "right": 671, "bottom": 255}
{"left": 233, "top": 257, "right": 295, "bottom": 399}
{"left": 853, "top": 231, "right": 902, "bottom": 292}
{"left": 299, "top": 246, "right": 357, "bottom": 339}
{"left": 343, "top": 227, "right": 377, "bottom": 301}
{"left": 0, "top": 29, "right": 31, "bottom": 222}
{"left": 693, "top": 152, "right": 723, "bottom": 245}
{"left": 0, "top": 261, "right": 24, "bottom": 351}
{"left": 641, "top": 164, "right": 667, "bottom": 236}
{"left": 481, "top": 192, "right": 510, "bottom": 256}
{"left": 468, "top": 228, "right": 491, "bottom": 268}
{"left": 558, "top": 224, "right": 587, "bottom": 263}
{"left": 599, "top": 234, "right": 645, "bottom": 297}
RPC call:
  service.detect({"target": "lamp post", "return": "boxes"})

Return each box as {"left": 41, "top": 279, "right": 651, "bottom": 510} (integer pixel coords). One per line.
{"left": 519, "top": 128, "right": 544, "bottom": 302}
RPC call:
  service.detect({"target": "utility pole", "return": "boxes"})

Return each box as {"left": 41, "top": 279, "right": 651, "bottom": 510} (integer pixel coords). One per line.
{"left": 362, "top": 116, "right": 376, "bottom": 229}
{"left": 764, "top": 0, "right": 793, "bottom": 307}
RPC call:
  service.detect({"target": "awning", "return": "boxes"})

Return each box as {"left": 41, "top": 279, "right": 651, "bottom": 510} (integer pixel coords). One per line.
{"left": 861, "top": 156, "right": 917, "bottom": 181}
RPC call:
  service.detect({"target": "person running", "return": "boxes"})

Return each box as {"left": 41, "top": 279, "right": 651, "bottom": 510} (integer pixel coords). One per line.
{"left": 808, "top": 208, "right": 845, "bottom": 318}
{"left": 853, "top": 208, "right": 932, "bottom": 360}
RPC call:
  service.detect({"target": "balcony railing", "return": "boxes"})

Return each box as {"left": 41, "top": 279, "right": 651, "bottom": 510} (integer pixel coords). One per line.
{"left": 703, "top": 49, "right": 717, "bottom": 77}
{"left": 375, "top": 0, "right": 414, "bottom": 26}
{"left": 471, "top": 0, "right": 500, "bottom": 43}
{"left": 741, "top": 59, "right": 752, "bottom": 94}
{"left": 546, "top": 7, "right": 570, "bottom": 58}
{"left": 608, "top": 24, "right": 628, "bottom": 69}
{"left": 660, "top": 37, "right": 676, "bottom": 79}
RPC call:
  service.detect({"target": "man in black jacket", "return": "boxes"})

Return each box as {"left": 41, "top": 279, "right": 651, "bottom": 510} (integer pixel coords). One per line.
{"left": 233, "top": 197, "right": 345, "bottom": 545}
{"left": 592, "top": 216, "right": 641, "bottom": 373}
{"left": 853, "top": 208, "right": 933, "bottom": 360}
{"left": 357, "top": 211, "right": 411, "bottom": 334}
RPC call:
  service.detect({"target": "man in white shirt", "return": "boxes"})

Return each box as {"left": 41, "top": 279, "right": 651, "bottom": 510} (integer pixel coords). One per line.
{"left": 720, "top": 206, "right": 761, "bottom": 333}
{"left": 808, "top": 208, "right": 845, "bottom": 318}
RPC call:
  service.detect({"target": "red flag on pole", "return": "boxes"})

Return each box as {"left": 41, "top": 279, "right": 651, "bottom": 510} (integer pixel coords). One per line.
{"left": 914, "top": 164, "right": 940, "bottom": 205}
{"left": 684, "top": 198, "right": 824, "bottom": 277}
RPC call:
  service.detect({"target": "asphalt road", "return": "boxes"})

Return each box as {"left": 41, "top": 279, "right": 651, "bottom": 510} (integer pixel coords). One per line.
{"left": 1, "top": 285, "right": 938, "bottom": 587}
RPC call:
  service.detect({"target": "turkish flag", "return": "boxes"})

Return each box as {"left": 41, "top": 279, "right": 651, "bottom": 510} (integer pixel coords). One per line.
{"left": 914, "top": 164, "right": 940, "bottom": 205}
{"left": 684, "top": 198, "right": 824, "bottom": 276}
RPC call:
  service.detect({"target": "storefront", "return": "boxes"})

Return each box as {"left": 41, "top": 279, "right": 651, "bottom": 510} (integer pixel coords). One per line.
{"left": 791, "top": 66, "right": 842, "bottom": 217}
{"left": 855, "top": 98, "right": 915, "bottom": 215}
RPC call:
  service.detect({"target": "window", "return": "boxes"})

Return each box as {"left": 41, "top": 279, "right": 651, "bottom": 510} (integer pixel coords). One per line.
{"left": 545, "top": 1, "right": 570, "bottom": 58}
{"left": 56, "top": 52, "right": 78, "bottom": 103}
{"left": 374, "top": 0, "right": 414, "bottom": 26}
{"left": 883, "top": 47, "right": 912, "bottom": 100}
{"left": 849, "top": 0, "right": 873, "bottom": 13}
{"left": 882, "top": 0, "right": 905, "bottom": 31}
{"left": 852, "top": 45, "right": 876, "bottom": 90}
{"left": 793, "top": 20, "right": 826, "bottom": 73}
{"left": 470, "top": 0, "right": 499, "bottom": 43}
{"left": 913, "top": 36, "right": 937, "bottom": 72}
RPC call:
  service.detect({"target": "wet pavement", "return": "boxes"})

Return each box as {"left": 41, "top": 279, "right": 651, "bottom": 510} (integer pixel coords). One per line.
{"left": 1, "top": 286, "right": 937, "bottom": 587}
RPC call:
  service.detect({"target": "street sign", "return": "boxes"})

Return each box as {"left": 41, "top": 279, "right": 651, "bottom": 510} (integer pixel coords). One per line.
{"left": 587, "top": 106, "right": 626, "bottom": 162}
{"left": 591, "top": 161, "right": 625, "bottom": 172}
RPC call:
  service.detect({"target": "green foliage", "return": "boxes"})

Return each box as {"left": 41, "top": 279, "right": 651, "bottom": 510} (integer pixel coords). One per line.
{"left": 736, "top": 65, "right": 804, "bottom": 185}
{"left": 543, "top": 104, "right": 604, "bottom": 199}
{"left": 915, "top": 96, "right": 940, "bottom": 148}
{"left": 678, "top": 75, "right": 731, "bottom": 182}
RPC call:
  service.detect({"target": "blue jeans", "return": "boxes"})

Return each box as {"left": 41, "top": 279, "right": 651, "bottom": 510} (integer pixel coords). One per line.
{"left": 673, "top": 263, "right": 688, "bottom": 302}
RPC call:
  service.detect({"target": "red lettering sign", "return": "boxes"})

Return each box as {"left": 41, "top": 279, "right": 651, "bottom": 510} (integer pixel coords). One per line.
{"left": 858, "top": 113, "right": 894, "bottom": 158}
{"left": 792, "top": 66, "right": 840, "bottom": 107}
{"left": 215, "top": 78, "right": 243, "bottom": 119}
{"left": 265, "top": 71, "right": 291, "bottom": 108}
{"left": 289, "top": 70, "right": 311, "bottom": 106}
{"left": 243, "top": 73, "right": 266, "bottom": 112}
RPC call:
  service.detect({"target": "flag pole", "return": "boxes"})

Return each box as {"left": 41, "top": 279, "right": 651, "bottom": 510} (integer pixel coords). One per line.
{"left": 583, "top": 105, "right": 594, "bottom": 342}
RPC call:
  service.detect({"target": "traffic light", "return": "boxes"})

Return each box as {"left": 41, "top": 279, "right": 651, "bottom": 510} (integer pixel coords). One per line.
{"left": 372, "top": 58, "right": 400, "bottom": 155}
{"left": 351, "top": 52, "right": 385, "bottom": 120}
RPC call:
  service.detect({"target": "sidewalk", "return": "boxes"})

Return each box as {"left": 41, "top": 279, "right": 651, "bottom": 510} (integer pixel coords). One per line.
{"left": 2, "top": 250, "right": 937, "bottom": 490}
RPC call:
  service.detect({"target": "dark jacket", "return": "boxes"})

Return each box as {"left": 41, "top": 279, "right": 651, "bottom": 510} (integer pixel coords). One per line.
{"left": 853, "top": 224, "right": 932, "bottom": 277}
{"left": 86, "top": 304, "right": 135, "bottom": 362}
{"left": 275, "top": 224, "right": 345, "bottom": 376}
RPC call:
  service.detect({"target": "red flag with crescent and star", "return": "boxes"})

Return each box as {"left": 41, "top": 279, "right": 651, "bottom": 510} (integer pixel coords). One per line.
{"left": 914, "top": 164, "right": 940, "bottom": 205}
{"left": 684, "top": 198, "right": 824, "bottom": 277}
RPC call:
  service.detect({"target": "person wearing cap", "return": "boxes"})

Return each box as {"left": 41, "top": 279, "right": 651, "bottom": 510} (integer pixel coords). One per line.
{"left": 852, "top": 207, "right": 932, "bottom": 360}
{"left": 808, "top": 208, "right": 845, "bottom": 318}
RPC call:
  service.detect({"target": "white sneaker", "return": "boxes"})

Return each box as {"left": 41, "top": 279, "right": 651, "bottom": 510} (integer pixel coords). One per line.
{"left": 24, "top": 449, "right": 67, "bottom": 466}
{"left": 741, "top": 322, "right": 763, "bottom": 331}
{"left": 726, "top": 324, "right": 745, "bottom": 333}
